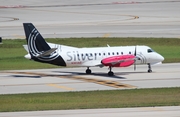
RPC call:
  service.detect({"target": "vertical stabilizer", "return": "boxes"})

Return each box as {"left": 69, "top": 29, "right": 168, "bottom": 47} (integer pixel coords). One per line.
{"left": 23, "top": 23, "right": 50, "bottom": 55}
{"left": 23, "top": 23, "right": 66, "bottom": 66}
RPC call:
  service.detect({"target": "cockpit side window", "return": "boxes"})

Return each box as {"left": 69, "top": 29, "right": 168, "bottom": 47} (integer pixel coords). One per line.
{"left": 147, "top": 49, "right": 154, "bottom": 53}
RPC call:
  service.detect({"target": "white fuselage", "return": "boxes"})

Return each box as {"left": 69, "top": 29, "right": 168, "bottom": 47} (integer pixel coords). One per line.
{"left": 22, "top": 23, "right": 165, "bottom": 75}
{"left": 48, "top": 43, "right": 164, "bottom": 67}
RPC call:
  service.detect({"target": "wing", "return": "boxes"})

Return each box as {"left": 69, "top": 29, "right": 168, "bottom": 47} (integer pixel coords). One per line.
{"left": 81, "top": 60, "right": 103, "bottom": 67}
{"left": 101, "top": 55, "right": 135, "bottom": 67}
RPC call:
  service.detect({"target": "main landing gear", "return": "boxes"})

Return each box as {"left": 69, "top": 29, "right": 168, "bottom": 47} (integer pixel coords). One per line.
{"left": 147, "top": 63, "right": 152, "bottom": 73}
{"left": 85, "top": 64, "right": 152, "bottom": 76}
{"left": 85, "top": 67, "right": 114, "bottom": 76}
{"left": 86, "top": 67, "right": 91, "bottom": 74}
{"left": 108, "top": 66, "right": 114, "bottom": 76}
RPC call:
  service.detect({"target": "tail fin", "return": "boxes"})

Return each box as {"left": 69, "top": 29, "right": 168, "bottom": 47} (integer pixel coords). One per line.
{"left": 23, "top": 23, "right": 51, "bottom": 56}
{"left": 23, "top": 23, "right": 66, "bottom": 66}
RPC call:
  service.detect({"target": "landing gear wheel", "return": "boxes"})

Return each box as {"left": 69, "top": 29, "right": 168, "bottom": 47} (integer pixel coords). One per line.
{"left": 86, "top": 67, "right": 91, "bottom": 74}
{"left": 108, "top": 71, "right": 114, "bottom": 76}
{"left": 147, "top": 63, "right": 152, "bottom": 73}
{"left": 148, "top": 69, "right": 152, "bottom": 73}
{"left": 108, "top": 66, "right": 114, "bottom": 76}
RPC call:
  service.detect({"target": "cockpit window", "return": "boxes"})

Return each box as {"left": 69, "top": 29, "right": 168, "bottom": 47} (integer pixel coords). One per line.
{"left": 147, "top": 49, "right": 154, "bottom": 53}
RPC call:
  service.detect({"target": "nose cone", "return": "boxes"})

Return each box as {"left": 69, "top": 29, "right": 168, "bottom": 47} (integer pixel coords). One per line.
{"left": 157, "top": 54, "right": 164, "bottom": 62}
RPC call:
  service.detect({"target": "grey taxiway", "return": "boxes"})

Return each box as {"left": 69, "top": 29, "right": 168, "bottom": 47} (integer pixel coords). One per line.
{"left": 0, "top": 63, "right": 180, "bottom": 116}
{"left": 0, "top": 106, "right": 180, "bottom": 117}
{"left": 0, "top": 0, "right": 180, "bottom": 39}
{"left": 0, "top": 63, "right": 179, "bottom": 94}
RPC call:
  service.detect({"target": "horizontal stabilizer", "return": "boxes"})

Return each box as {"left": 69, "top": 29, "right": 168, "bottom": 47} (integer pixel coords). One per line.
{"left": 23, "top": 45, "right": 29, "bottom": 52}
{"left": 36, "top": 48, "right": 57, "bottom": 58}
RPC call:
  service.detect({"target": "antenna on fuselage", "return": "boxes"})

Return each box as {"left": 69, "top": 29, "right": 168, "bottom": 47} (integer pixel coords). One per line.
{"left": 107, "top": 44, "right": 110, "bottom": 47}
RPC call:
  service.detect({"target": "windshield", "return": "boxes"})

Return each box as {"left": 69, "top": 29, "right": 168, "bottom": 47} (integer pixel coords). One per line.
{"left": 147, "top": 49, "right": 154, "bottom": 53}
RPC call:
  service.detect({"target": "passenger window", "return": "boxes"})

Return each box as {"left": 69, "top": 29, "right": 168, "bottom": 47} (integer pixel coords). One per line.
{"left": 129, "top": 51, "right": 131, "bottom": 54}
{"left": 112, "top": 52, "right": 114, "bottom": 55}
{"left": 121, "top": 52, "right": 123, "bottom": 55}
{"left": 108, "top": 52, "right": 110, "bottom": 55}
{"left": 117, "top": 52, "right": 119, "bottom": 55}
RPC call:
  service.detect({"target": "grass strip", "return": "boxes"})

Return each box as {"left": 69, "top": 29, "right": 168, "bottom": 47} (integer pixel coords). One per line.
{"left": 0, "top": 38, "right": 180, "bottom": 70}
{"left": 0, "top": 87, "right": 180, "bottom": 112}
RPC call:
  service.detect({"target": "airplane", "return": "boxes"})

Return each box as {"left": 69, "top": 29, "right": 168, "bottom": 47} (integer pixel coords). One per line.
{"left": 23, "top": 23, "right": 164, "bottom": 76}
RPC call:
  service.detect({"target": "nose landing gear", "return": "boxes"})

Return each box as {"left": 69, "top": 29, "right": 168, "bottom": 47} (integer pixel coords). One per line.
{"left": 147, "top": 63, "right": 152, "bottom": 73}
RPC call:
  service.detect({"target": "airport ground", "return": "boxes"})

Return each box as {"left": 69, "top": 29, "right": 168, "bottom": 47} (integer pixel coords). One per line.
{"left": 0, "top": 63, "right": 180, "bottom": 94}
{"left": 0, "top": 106, "right": 180, "bottom": 117}
{"left": 0, "top": 0, "right": 180, "bottom": 39}
{"left": 0, "top": 0, "right": 180, "bottom": 116}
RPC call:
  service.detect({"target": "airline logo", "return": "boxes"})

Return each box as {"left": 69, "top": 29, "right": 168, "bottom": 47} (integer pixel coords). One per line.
{"left": 28, "top": 28, "right": 59, "bottom": 61}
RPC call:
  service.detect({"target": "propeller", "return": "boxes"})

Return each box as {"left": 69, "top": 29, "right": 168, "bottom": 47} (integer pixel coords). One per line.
{"left": 134, "top": 46, "right": 137, "bottom": 71}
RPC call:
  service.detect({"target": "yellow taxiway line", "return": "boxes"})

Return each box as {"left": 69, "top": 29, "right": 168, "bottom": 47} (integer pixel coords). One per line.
{"left": 47, "top": 83, "right": 74, "bottom": 91}
{"left": 5, "top": 71, "right": 136, "bottom": 89}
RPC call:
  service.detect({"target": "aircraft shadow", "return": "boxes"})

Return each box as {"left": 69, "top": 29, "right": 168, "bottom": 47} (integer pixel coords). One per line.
{"left": 115, "top": 71, "right": 146, "bottom": 75}
{"left": 53, "top": 70, "right": 147, "bottom": 79}
{"left": 11, "top": 75, "right": 41, "bottom": 78}
{"left": 10, "top": 71, "right": 146, "bottom": 79}
{"left": 52, "top": 71, "right": 133, "bottom": 79}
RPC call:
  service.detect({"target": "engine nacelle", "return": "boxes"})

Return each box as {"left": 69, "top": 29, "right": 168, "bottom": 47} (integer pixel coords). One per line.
{"left": 101, "top": 55, "right": 135, "bottom": 67}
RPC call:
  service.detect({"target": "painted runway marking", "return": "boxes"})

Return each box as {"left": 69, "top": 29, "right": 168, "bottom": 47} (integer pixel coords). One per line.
{"left": 0, "top": 5, "right": 24, "bottom": 8}
{"left": 21, "top": 8, "right": 139, "bottom": 24}
{"left": 103, "top": 33, "right": 110, "bottom": 37}
{"left": 112, "top": 1, "right": 137, "bottom": 4}
{"left": 140, "top": 107, "right": 163, "bottom": 111}
{"left": 5, "top": 72, "right": 136, "bottom": 89}
{"left": 47, "top": 84, "right": 74, "bottom": 91}
{"left": 0, "top": 16, "right": 19, "bottom": 22}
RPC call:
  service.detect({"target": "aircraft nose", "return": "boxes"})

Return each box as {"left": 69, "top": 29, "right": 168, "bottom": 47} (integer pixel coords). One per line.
{"left": 157, "top": 54, "right": 164, "bottom": 62}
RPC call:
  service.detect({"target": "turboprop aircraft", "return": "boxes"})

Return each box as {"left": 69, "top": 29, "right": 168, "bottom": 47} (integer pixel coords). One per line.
{"left": 23, "top": 23, "right": 164, "bottom": 76}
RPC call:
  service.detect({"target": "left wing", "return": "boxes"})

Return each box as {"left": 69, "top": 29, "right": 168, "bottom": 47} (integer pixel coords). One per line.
{"left": 101, "top": 55, "right": 135, "bottom": 67}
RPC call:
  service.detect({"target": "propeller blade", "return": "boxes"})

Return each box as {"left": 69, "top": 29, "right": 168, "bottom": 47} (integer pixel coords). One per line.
{"left": 134, "top": 46, "right": 137, "bottom": 56}
{"left": 134, "top": 46, "right": 136, "bottom": 71}
{"left": 134, "top": 62, "right": 136, "bottom": 71}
